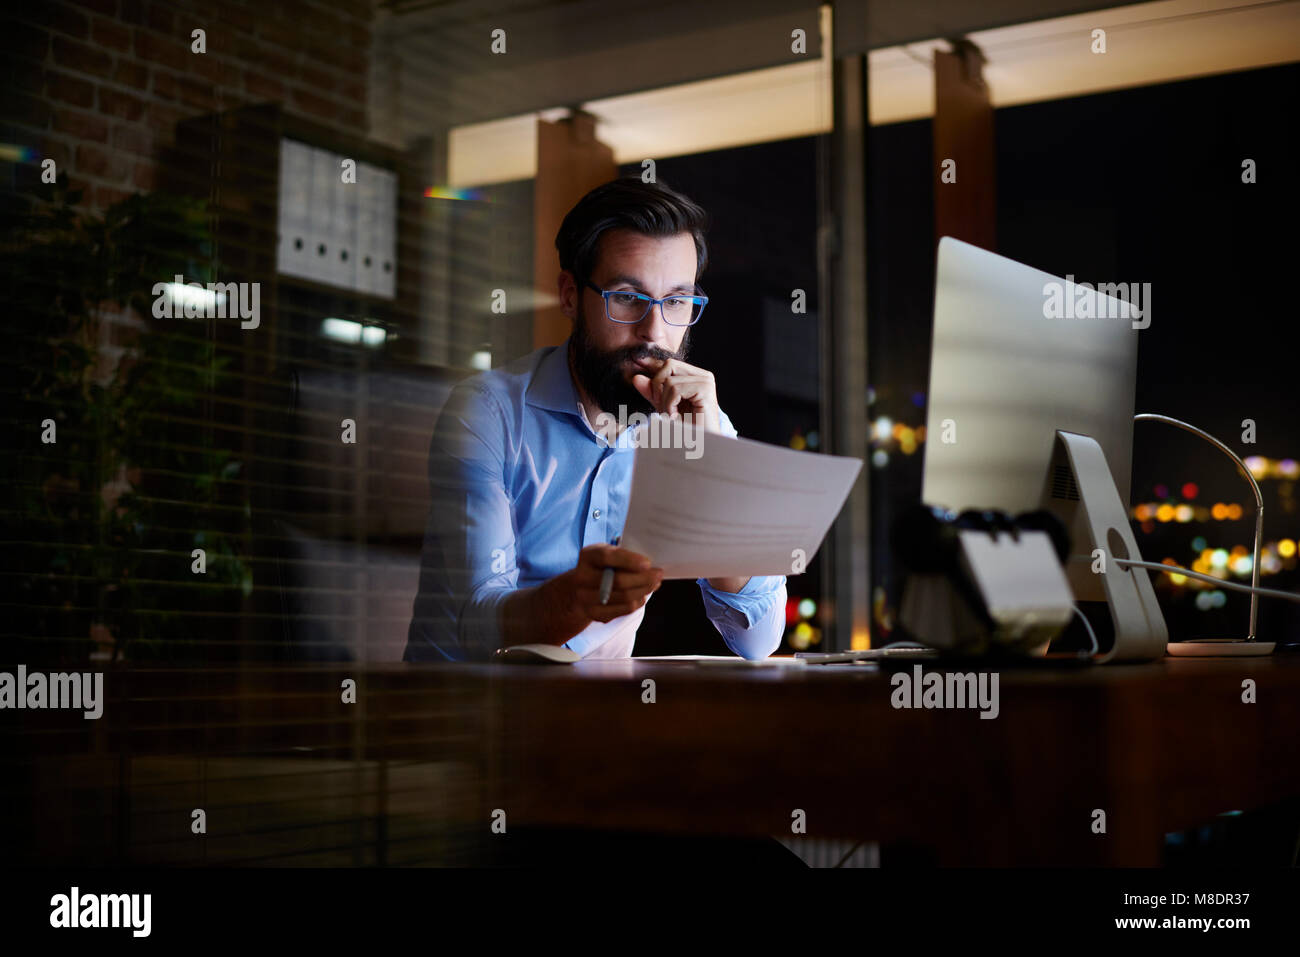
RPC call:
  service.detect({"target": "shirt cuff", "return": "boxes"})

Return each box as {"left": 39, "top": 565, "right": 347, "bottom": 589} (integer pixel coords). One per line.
{"left": 697, "top": 574, "right": 785, "bottom": 630}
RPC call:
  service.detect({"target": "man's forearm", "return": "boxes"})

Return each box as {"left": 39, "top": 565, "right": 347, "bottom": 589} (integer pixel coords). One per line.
{"left": 706, "top": 576, "right": 750, "bottom": 593}
{"left": 500, "top": 575, "right": 589, "bottom": 648}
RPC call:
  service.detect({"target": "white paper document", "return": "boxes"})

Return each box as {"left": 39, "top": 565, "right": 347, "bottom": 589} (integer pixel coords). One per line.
{"left": 619, "top": 432, "right": 862, "bottom": 579}
{"left": 633, "top": 655, "right": 806, "bottom": 666}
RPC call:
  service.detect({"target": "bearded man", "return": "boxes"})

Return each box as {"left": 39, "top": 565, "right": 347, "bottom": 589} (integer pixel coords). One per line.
{"left": 404, "top": 177, "right": 786, "bottom": 661}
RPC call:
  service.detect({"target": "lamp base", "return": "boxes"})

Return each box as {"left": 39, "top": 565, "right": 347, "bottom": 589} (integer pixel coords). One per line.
{"left": 1166, "top": 638, "right": 1276, "bottom": 657}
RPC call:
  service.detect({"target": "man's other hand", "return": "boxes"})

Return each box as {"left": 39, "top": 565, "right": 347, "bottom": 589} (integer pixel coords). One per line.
{"left": 630, "top": 357, "right": 720, "bottom": 432}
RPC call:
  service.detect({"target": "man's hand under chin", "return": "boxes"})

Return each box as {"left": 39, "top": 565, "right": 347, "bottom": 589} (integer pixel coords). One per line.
{"left": 629, "top": 357, "right": 722, "bottom": 433}
{"left": 630, "top": 357, "right": 748, "bottom": 592}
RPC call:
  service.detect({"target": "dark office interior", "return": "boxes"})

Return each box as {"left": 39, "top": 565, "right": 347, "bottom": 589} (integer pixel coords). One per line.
{"left": 2, "top": 0, "right": 1299, "bottom": 916}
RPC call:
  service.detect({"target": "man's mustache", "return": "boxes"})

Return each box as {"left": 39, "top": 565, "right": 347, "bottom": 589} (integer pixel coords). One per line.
{"left": 613, "top": 344, "right": 677, "bottom": 364}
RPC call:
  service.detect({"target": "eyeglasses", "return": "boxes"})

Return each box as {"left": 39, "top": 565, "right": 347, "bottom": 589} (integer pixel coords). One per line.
{"left": 585, "top": 281, "right": 708, "bottom": 326}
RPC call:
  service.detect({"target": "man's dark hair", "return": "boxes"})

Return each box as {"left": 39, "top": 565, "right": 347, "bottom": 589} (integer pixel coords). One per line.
{"left": 555, "top": 176, "right": 709, "bottom": 288}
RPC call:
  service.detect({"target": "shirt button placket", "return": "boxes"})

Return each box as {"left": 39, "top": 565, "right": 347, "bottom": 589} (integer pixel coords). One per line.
{"left": 587, "top": 451, "right": 613, "bottom": 545}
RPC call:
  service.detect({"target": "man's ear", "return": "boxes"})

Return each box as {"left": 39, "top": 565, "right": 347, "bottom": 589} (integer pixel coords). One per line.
{"left": 557, "top": 270, "right": 577, "bottom": 320}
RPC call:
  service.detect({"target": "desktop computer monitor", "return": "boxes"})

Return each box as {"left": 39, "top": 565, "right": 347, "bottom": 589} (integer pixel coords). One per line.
{"left": 921, "top": 236, "right": 1142, "bottom": 606}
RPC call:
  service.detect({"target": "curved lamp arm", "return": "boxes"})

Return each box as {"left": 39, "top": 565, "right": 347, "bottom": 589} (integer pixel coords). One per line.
{"left": 1133, "top": 413, "right": 1263, "bottom": 640}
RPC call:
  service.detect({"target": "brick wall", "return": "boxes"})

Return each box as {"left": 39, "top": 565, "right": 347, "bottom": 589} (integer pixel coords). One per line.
{"left": 3, "top": 0, "right": 372, "bottom": 211}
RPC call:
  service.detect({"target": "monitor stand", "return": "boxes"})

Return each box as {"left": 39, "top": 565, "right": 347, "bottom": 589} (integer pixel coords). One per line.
{"left": 1044, "top": 431, "right": 1168, "bottom": 663}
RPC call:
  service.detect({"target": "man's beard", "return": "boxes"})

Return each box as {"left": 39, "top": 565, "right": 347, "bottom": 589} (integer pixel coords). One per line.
{"left": 568, "top": 298, "right": 691, "bottom": 418}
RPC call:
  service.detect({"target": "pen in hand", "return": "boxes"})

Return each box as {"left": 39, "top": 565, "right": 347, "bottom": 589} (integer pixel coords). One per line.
{"left": 599, "top": 535, "right": 621, "bottom": 605}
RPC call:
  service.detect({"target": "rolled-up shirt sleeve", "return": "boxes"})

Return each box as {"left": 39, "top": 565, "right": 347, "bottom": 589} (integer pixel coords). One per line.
{"left": 691, "top": 407, "right": 787, "bottom": 659}
{"left": 405, "top": 383, "right": 517, "bottom": 662}
{"left": 697, "top": 574, "right": 787, "bottom": 659}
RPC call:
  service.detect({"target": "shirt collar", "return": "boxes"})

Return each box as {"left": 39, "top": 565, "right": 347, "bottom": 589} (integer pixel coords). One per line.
{"left": 524, "top": 338, "right": 582, "bottom": 416}
{"left": 525, "top": 337, "right": 643, "bottom": 449}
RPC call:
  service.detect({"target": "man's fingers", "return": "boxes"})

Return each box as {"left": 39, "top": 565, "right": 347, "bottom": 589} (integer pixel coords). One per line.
{"left": 651, "top": 358, "right": 708, "bottom": 385}
{"left": 658, "top": 381, "right": 690, "bottom": 416}
{"left": 620, "top": 568, "right": 663, "bottom": 589}
{"left": 578, "top": 568, "right": 662, "bottom": 592}
{"left": 575, "top": 573, "right": 662, "bottom": 604}
{"left": 661, "top": 357, "right": 707, "bottom": 377}
{"left": 579, "top": 590, "right": 653, "bottom": 620}
{"left": 575, "top": 576, "right": 662, "bottom": 615}
{"left": 651, "top": 360, "right": 675, "bottom": 388}
{"left": 588, "top": 598, "right": 648, "bottom": 621}
{"left": 630, "top": 374, "right": 654, "bottom": 405}
{"left": 579, "top": 544, "right": 651, "bottom": 572}
{"left": 588, "top": 603, "right": 634, "bottom": 622}
{"left": 659, "top": 379, "right": 710, "bottom": 417}
{"left": 628, "top": 359, "right": 719, "bottom": 417}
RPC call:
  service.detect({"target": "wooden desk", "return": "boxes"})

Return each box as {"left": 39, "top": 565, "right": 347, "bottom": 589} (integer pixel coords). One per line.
{"left": 479, "top": 655, "right": 1300, "bottom": 865}
{"left": 5, "top": 655, "right": 1298, "bottom": 866}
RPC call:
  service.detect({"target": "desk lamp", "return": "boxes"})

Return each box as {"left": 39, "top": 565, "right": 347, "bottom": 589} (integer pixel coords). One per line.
{"left": 1127, "top": 413, "right": 1273, "bottom": 656}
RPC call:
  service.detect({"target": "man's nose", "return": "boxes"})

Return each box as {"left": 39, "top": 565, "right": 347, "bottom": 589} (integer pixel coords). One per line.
{"left": 634, "top": 301, "right": 671, "bottom": 342}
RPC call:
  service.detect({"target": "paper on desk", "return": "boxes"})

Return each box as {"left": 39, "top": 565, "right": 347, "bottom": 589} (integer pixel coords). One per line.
{"left": 619, "top": 432, "right": 862, "bottom": 579}
{"left": 635, "top": 655, "right": 805, "bottom": 665}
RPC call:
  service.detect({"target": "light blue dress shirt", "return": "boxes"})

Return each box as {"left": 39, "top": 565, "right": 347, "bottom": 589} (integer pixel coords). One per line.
{"left": 404, "top": 340, "right": 787, "bottom": 662}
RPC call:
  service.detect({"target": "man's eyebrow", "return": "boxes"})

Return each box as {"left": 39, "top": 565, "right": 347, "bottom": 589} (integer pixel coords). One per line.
{"left": 603, "top": 274, "right": 696, "bottom": 295}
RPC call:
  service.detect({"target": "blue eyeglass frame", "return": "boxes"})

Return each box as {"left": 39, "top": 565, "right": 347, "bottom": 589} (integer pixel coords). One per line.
{"left": 584, "top": 281, "right": 708, "bottom": 326}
